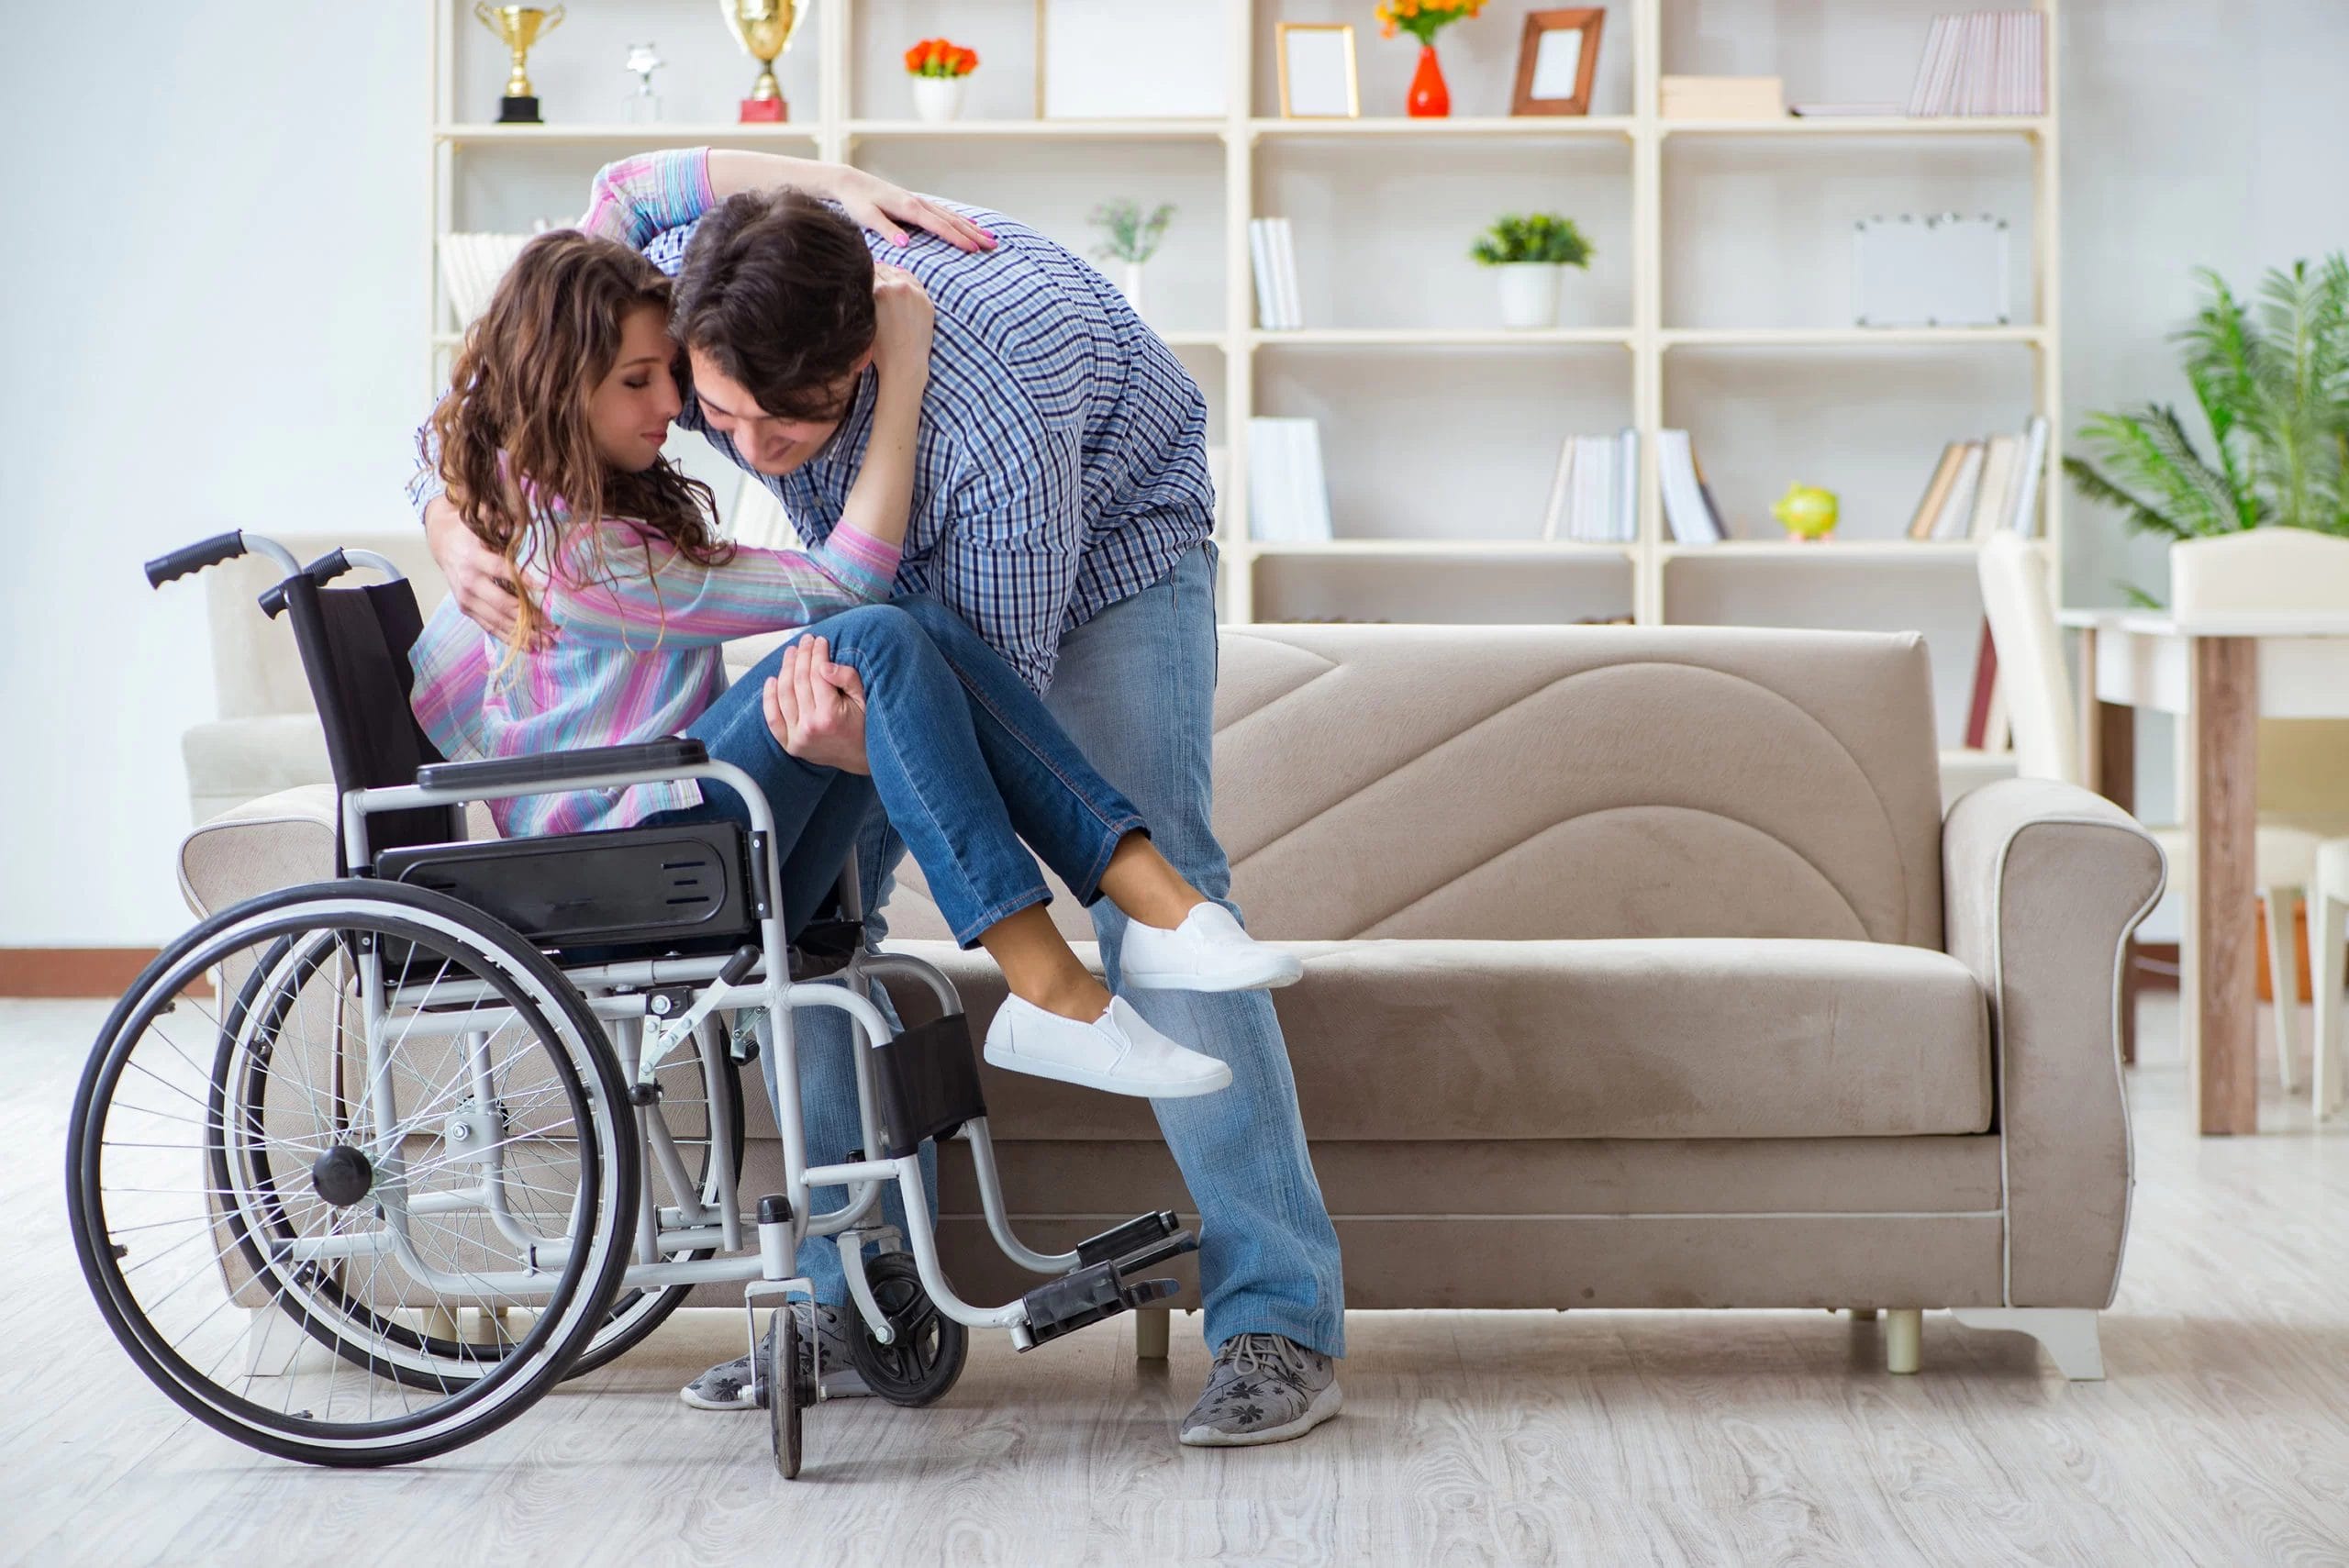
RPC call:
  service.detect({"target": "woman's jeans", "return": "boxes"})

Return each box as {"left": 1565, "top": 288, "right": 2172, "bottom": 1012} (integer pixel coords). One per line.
{"left": 784, "top": 555, "right": 1347, "bottom": 1359}
{"left": 645, "top": 596, "right": 1151, "bottom": 1306}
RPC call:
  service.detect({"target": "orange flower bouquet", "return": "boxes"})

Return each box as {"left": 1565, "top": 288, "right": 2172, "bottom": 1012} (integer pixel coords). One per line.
{"left": 1373, "top": 0, "right": 1486, "bottom": 117}
{"left": 904, "top": 38, "right": 979, "bottom": 79}
{"left": 904, "top": 37, "right": 979, "bottom": 122}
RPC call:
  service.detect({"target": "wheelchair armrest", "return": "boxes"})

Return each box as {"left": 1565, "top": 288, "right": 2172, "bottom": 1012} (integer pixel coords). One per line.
{"left": 416, "top": 739, "right": 709, "bottom": 795}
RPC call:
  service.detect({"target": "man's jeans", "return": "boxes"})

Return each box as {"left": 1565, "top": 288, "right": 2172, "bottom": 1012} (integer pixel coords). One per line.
{"left": 784, "top": 546, "right": 1348, "bottom": 1358}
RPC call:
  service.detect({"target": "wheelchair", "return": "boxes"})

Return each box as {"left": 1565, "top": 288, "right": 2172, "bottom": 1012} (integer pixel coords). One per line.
{"left": 67, "top": 531, "right": 1197, "bottom": 1474}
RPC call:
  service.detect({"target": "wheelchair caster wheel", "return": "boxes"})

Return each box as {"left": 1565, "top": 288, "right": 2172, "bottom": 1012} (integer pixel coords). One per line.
{"left": 844, "top": 1251, "right": 967, "bottom": 1407}
{"left": 763, "top": 1307, "right": 809, "bottom": 1479}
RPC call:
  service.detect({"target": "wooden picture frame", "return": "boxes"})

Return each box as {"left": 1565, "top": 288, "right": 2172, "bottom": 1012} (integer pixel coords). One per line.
{"left": 1276, "top": 23, "right": 1359, "bottom": 119}
{"left": 1512, "top": 8, "right": 1603, "bottom": 117}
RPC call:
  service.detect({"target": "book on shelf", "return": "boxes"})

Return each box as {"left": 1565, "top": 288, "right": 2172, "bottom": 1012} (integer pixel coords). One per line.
{"left": 1245, "top": 417, "right": 1331, "bottom": 543}
{"left": 1248, "top": 217, "right": 1302, "bottom": 330}
{"left": 1658, "top": 429, "right": 1727, "bottom": 544}
{"left": 1661, "top": 75, "right": 1786, "bottom": 121}
{"left": 1907, "top": 442, "right": 1967, "bottom": 539}
{"left": 1964, "top": 617, "right": 2001, "bottom": 751}
{"left": 2008, "top": 414, "right": 2051, "bottom": 538}
{"left": 1904, "top": 413, "right": 2051, "bottom": 541}
{"left": 1933, "top": 442, "right": 1987, "bottom": 539}
{"left": 1541, "top": 429, "right": 1642, "bottom": 543}
{"left": 1789, "top": 103, "right": 1903, "bottom": 117}
{"left": 1969, "top": 432, "right": 2021, "bottom": 538}
{"left": 1905, "top": 11, "right": 2044, "bottom": 118}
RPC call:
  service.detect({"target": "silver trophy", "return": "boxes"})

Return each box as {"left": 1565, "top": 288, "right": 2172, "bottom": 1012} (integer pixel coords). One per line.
{"left": 621, "top": 42, "right": 664, "bottom": 122}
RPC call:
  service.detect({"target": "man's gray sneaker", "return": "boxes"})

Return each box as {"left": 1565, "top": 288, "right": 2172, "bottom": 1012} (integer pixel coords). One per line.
{"left": 677, "top": 1302, "right": 872, "bottom": 1410}
{"left": 1177, "top": 1333, "right": 1341, "bottom": 1448}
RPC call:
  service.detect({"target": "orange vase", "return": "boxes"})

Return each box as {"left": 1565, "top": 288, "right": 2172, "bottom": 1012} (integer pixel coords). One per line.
{"left": 1408, "top": 43, "right": 1450, "bottom": 117}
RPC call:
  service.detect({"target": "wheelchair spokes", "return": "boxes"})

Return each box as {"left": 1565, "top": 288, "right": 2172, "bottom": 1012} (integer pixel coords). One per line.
{"left": 69, "top": 884, "right": 638, "bottom": 1465}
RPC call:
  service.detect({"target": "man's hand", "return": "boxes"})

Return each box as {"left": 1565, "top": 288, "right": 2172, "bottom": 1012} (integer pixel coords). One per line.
{"left": 869, "top": 263, "right": 936, "bottom": 390}
{"left": 763, "top": 635, "right": 871, "bottom": 774}
{"left": 423, "top": 496, "right": 534, "bottom": 644}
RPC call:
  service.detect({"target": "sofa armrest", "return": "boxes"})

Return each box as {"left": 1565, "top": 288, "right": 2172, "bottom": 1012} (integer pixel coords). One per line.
{"left": 1942, "top": 776, "right": 2167, "bottom": 1307}
{"left": 178, "top": 784, "right": 340, "bottom": 918}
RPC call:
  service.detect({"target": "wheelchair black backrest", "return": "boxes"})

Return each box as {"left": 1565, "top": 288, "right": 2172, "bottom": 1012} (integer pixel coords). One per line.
{"left": 273, "top": 570, "right": 464, "bottom": 871}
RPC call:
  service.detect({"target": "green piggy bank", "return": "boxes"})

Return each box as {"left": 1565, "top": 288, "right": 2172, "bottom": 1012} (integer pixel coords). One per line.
{"left": 1771, "top": 483, "right": 1839, "bottom": 540}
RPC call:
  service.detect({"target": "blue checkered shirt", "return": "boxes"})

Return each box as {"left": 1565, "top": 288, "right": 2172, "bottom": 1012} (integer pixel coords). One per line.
{"left": 632, "top": 161, "right": 1216, "bottom": 695}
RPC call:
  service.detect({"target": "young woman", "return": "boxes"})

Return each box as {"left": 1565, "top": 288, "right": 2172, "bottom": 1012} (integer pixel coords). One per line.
{"left": 409, "top": 228, "right": 1301, "bottom": 1100}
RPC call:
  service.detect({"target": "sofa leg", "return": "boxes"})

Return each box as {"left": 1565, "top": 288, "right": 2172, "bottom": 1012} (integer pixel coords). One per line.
{"left": 1885, "top": 1308, "right": 1922, "bottom": 1373}
{"left": 1949, "top": 1307, "right": 2105, "bottom": 1380}
{"left": 1848, "top": 1307, "right": 1878, "bottom": 1321}
{"left": 1134, "top": 1307, "right": 1171, "bottom": 1362}
{"left": 245, "top": 1306, "right": 304, "bottom": 1376}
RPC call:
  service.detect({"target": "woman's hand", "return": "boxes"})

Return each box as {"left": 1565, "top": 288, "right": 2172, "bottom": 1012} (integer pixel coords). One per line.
{"left": 763, "top": 636, "right": 871, "bottom": 774}
{"left": 826, "top": 165, "right": 996, "bottom": 253}
{"left": 869, "top": 263, "right": 936, "bottom": 394}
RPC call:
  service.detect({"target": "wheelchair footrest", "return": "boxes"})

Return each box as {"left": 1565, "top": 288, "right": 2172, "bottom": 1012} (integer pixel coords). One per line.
{"left": 1018, "top": 1261, "right": 1182, "bottom": 1351}
{"left": 1074, "top": 1210, "right": 1186, "bottom": 1273}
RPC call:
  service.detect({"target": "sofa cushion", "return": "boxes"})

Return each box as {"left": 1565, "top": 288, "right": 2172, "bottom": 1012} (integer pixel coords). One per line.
{"left": 869, "top": 935, "right": 1992, "bottom": 1142}
{"left": 874, "top": 623, "right": 1949, "bottom": 951}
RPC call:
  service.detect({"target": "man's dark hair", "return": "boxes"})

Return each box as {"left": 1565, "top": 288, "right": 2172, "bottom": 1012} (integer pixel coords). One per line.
{"left": 673, "top": 188, "right": 876, "bottom": 422}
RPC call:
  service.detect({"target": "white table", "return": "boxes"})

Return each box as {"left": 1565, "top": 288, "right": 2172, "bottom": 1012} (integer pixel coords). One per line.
{"left": 2057, "top": 607, "right": 2349, "bottom": 1134}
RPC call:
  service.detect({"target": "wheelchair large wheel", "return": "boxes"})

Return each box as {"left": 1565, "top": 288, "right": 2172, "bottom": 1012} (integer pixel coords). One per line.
{"left": 562, "top": 1016, "right": 746, "bottom": 1380}
{"left": 67, "top": 880, "right": 638, "bottom": 1468}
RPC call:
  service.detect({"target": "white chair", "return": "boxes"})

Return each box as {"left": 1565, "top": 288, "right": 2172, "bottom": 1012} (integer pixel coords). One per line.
{"left": 2317, "top": 840, "right": 2349, "bottom": 1118}
{"left": 1977, "top": 533, "right": 2331, "bottom": 1090}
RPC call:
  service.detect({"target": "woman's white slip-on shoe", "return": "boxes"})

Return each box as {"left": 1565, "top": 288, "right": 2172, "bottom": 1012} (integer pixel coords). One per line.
{"left": 983, "top": 995, "right": 1233, "bottom": 1097}
{"left": 1119, "top": 902, "right": 1304, "bottom": 993}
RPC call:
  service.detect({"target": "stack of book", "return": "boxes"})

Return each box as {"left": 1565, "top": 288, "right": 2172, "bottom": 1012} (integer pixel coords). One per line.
{"left": 1245, "top": 417, "right": 1332, "bottom": 542}
{"left": 1659, "top": 75, "right": 1786, "bottom": 121}
{"left": 1542, "top": 430, "right": 1640, "bottom": 542}
{"left": 1248, "top": 217, "right": 1303, "bottom": 330}
{"left": 1907, "top": 414, "right": 2051, "bottom": 540}
{"left": 439, "top": 231, "right": 538, "bottom": 323}
{"left": 1658, "top": 429, "right": 1730, "bottom": 544}
{"left": 1905, "top": 12, "right": 2047, "bottom": 117}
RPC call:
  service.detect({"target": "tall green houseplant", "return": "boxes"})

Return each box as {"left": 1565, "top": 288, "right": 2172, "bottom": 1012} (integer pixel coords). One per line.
{"left": 2066, "top": 251, "right": 2349, "bottom": 602}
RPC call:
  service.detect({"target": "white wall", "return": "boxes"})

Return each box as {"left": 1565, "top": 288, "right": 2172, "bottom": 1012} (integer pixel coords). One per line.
{"left": 3, "top": 1, "right": 2343, "bottom": 945}
{"left": 0, "top": 4, "right": 429, "bottom": 945}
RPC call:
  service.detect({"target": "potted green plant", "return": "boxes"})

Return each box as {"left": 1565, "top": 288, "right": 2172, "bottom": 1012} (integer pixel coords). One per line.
{"left": 1090, "top": 199, "right": 1175, "bottom": 322}
{"left": 1471, "top": 213, "right": 1593, "bottom": 329}
{"left": 2066, "top": 251, "right": 2349, "bottom": 604}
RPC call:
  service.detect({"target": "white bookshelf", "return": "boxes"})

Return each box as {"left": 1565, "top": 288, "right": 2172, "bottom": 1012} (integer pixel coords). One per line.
{"left": 427, "top": 0, "right": 2058, "bottom": 756}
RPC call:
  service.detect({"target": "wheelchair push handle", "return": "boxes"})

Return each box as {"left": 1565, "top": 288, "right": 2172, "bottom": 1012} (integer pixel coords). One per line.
{"left": 144, "top": 530, "right": 300, "bottom": 589}
{"left": 258, "top": 547, "right": 414, "bottom": 619}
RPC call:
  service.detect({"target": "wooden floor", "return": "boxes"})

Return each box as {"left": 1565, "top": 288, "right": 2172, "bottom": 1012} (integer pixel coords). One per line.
{"left": 6, "top": 993, "right": 2347, "bottom": 1567}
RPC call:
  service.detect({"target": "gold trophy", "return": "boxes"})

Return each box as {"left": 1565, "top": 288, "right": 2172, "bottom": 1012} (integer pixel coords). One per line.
{"left": 474, "top": 5, "right": 566, "bottom": 124}
{"left": 721, "top": 0, "right": 803, "bottom": 123}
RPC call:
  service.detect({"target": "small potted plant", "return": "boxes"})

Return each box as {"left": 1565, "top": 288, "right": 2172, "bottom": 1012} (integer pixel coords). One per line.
{"left": 1375, "top": 0, "right": 1488, "bottom": 117}
{"left": 905, "top": 38, "right": 978, "bottom": 123}
{"left": 1471, "top": 212, "right": 1593, "bottom": 328}
{"left": 1090, "top": 198, "right": 1174, "bottom": 322}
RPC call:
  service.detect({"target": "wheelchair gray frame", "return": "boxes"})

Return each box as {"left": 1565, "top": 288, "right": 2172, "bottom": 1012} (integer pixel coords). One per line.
{"left": 335, "top": 732, "right": 1081, "bottom": 1358}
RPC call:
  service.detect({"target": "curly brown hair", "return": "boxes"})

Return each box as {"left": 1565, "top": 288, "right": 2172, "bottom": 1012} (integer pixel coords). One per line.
{"left": 425, "top": 229, "right": 729, "bottom": 654}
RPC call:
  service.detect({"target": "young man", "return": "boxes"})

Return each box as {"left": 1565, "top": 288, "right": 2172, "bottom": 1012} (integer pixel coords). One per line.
{"left": 417, "top": 150, "right": 1345, "bottom": 1448}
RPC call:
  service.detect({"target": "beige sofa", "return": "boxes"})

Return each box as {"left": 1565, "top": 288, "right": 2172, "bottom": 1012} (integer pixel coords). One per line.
{"left": 181, "top": 546, "right": 2165, "bottom": 1379}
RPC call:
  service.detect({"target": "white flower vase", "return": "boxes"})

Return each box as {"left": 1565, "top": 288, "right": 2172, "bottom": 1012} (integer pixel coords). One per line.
{"left": 911, "top": 75, "right": 966, "bottom": 123}
{"left": 1119, "top": 261, "right": 1148, "bottom": 322}
{"left": 1496, "top": 263, "right": 1564, "bottom": 330}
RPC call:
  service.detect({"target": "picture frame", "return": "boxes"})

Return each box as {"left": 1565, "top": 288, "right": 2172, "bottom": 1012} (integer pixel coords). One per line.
{"left": 1511, "top": 8, "right": 1603, "bottom": 117}
{"left": 1276, "top": 23, "right": 1359, "bottom": 120}
{"left": 1036, "top": 0, "right": 1228, "bottom": 120}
